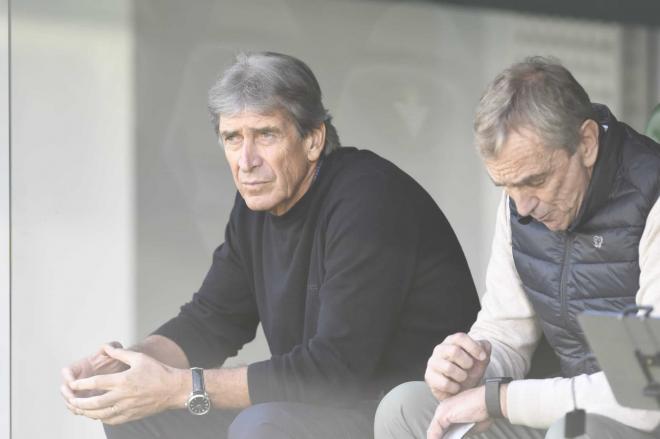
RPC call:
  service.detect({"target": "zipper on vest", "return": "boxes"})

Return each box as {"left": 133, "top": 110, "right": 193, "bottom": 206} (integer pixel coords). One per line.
{"left": 560, "top": 233, "right": 574, "bottom": 325}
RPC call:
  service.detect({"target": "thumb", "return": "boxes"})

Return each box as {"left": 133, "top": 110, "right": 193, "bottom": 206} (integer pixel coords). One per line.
{"left": 101, "top": 344, "right": 140, "bottom": 366}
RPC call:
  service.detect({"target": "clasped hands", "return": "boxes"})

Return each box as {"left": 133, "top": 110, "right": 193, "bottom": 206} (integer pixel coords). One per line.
{"left": 424, "top": 333, "right": 496, "bottom": 439}
{"left": 60, "top": 342, "right": 186, "bottom": 425}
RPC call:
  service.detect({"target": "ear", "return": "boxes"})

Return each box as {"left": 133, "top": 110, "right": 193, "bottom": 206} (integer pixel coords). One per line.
{"left": 578, "top": 119, "right": 599, "bottom": 168}
{"left": 305, "top": 123, "right": 326, "bottom": 162}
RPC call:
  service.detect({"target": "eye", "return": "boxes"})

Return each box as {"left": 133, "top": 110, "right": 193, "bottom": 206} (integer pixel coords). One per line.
{"left": 257, "top": 130, "right": 278, "bottom": 144}
{"left": 223, "top": 134, "right": 242, "bottom": 148}
{"left": 527, "top": 176, "right": 547, "bottom": 187}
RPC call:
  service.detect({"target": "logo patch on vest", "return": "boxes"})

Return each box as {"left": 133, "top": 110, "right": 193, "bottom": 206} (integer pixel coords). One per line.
{"left": 592, "top": 235, "right": 604, "bottom": 248}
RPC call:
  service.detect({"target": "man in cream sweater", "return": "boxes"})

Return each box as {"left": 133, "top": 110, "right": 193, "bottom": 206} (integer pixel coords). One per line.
{"left": 375, "top": 57, "right": 660, "bottom": 438}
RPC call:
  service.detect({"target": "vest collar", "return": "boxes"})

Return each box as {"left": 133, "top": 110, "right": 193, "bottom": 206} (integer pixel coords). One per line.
{"left": 568, "top": 104, "right": 623, "bottom": 231}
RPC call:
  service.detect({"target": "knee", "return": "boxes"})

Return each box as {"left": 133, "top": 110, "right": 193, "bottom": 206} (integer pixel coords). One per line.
{"left": 544, "top": 416, "right": 565, "bottom": 439}
{"left": 545, "top": 413, "right": 616, "bottom": 439}
{"left": 103, "top": 421, "right": 146, "bottom": 439}
{"left": 374, "top": 381, "right": 435, "bottom": 439}
{"left": 103, "top": 423, "right": 123, "bottom": 439}
{"left": 228, "top": 404, "right": 292, "bottom": 439}
{"left": 375, "top": 382, "right": 424, "bottom": 424}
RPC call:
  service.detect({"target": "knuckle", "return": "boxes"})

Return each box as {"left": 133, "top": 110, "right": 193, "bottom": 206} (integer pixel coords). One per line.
{"left": 442, "top": 333, "right": 454, "bottom": 343}
{"left": 438, "top": 360, "right": 455, "bottom": 375}
{"left": 446, "top": 345, "right": 460, "bottom": 358}
{"left": 436, "top": 376, "right": 451, "bottom": 390}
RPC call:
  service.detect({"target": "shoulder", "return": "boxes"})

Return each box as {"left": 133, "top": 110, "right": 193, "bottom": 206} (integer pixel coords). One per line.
{"left": 319, "top": 147, "right": 432, "bottom": 208}
{"left": 619, "top": 123, "right": 660, "bottom": 205}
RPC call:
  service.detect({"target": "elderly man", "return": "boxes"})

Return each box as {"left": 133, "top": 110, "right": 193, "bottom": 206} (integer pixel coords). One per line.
{"left": 60, "top": 52, "right": 480, "bottom": 439}
{"left": 375, "top": 57, "right": 660, "bottom": 439}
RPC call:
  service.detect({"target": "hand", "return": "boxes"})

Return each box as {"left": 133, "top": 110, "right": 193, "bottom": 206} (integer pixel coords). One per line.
{"left": 61, "top": 341, "right": 129, "bottom": 416}
{"left": 426, "top": 386, "right": 491, "bottom": 439}
{"left": 65, "top": 345, "right": 187, "bottom": 425}
{"left": 425, "top": 333, "right": 491, "bottom": 400}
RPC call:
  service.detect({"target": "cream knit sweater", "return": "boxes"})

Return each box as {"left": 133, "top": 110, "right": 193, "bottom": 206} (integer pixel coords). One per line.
{"left": 469, "top": 193, "right": 660, "bottom": 432}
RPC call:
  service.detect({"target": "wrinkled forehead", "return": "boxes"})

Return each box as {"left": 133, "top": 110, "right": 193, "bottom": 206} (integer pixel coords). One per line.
{"left": 484, "top": 128, "right": 559, "bottom": 182}
{"left": 218, "top": 108, "right": 291, "bottom": 132}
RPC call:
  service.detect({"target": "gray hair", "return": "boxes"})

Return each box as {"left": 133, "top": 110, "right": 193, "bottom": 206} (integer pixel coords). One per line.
{"left": 208, "top": 51, "right": 341, "bottom": 156}
{"left": 474, "top": 56, "right": 593, "bottom": 158}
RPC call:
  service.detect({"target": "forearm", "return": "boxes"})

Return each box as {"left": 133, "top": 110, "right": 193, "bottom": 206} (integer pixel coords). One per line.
{"left": 131, "top": 336, "right": 250, "bottom": 409}
{"left": 167, "top": 366, "right": 251, "bottom": 410}
{"left": 504, "top": 373, "right": 660, "bottom": 431}
{"left": 130, "top": 334, "right": 190, "bottom": 369}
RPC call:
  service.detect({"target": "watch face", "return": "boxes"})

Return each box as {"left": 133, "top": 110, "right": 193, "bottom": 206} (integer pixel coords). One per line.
{"left": 188, "top": 394, "right": 211, "bottom": 415}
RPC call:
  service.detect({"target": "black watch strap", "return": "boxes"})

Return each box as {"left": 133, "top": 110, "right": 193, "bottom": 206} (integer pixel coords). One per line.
{"left": 191, "top": 367, "right": 205, "bottom": 394}
{"left": 485, "top": 377, "right": 512, "bottom": 418}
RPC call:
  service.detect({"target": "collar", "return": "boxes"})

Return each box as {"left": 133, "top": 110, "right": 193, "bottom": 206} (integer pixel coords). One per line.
{"left": 568, "top": 104, "right": 623, "bottom": 231}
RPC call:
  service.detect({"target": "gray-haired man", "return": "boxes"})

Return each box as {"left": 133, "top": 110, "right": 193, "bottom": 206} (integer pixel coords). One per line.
{"left": 60, "top": 52, "right": 480, "bottom": 439}
{"left": 375, "top": 57, "right": 660, "bottom": 439}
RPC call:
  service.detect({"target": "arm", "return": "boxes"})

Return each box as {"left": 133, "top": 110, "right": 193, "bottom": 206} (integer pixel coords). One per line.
{"left": 64, "top": 197, "right": 259, "bottom": 422}
{"left": 424, "top": 192, "right": 538, "bottom": 407}
{"left": 426, "top": 193, "right": 542, "bottom": 438}
{"left": 468, "top": 192, "right": 542, "bottom": 380}
{"left": 131, "top": 334, "right": 189, "bottom": 368}
{"left": 125, "top": 335, "right": 253, "bottom": 408}
{"left": 427, "top": 195, "right": 660, "bottom": 437}
{"left": 152, "top": 205, "right": 260, "bottom": 369}
{"left": 503, "top": 196, "right": 660, "bottom": 431}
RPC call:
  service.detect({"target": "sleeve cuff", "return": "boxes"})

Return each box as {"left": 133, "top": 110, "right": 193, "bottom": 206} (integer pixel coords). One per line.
{"left": 247, "top": 360, "right": 278, "bottom": 404}
{"left": 152, "top": 316, "right": 229, "bottom": 368}
{"left": 506, "top": 378, "right": 572, "bottom": 429}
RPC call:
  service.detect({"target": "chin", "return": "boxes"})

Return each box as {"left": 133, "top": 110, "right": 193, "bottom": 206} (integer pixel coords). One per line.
{"left": 544, "top": 220, "right": 569, "bottom": 232}
{"left": 243, "top": 196, "right": 274, "bottom": 212}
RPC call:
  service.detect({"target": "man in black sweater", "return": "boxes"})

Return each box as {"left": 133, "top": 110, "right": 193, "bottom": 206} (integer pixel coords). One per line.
{"left": 61, "top": 52, "right": 479, "bottom": 439}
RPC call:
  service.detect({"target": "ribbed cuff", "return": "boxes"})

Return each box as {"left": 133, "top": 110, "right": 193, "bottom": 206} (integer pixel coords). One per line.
{"left": 247, "top": 360, "right": 278, "bottom": 404}
{"left": 153, "top": 316, "right": 221, "bottom": 368}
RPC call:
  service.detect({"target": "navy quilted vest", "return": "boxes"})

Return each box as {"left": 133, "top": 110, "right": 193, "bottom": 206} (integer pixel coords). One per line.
{"left": 510, "top": 105, "right": 660, "bottom": 377}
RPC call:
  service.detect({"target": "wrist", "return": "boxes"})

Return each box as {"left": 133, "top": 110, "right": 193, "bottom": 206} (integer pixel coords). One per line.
{"left": 485, "top": 376, "right": 511, "bottom": 419}
{"left": 168, "top": 368, "right": 191, "bottom": 410}
{"left": 500, "top": 383, "right": 509, "bottom": 418}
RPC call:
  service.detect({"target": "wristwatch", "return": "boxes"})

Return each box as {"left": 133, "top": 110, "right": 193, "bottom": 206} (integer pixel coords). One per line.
{"left": 186, "top": 367, "right": 211, "bottom": 415}
{"left": 485, "top": 377, "right": 512, "bottom": 418}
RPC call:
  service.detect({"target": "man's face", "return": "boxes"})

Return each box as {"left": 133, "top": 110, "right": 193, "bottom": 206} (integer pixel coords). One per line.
{"left": 219, "top": 110, "right": 323, "bottom": 216}
{"left": 484, "top": 123, "right": 598, "bottom": 232}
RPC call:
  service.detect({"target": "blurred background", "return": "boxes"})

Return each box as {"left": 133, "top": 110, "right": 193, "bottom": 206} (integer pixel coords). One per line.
{"left": 1, "top": 0, "right": 659, "bottom": 437}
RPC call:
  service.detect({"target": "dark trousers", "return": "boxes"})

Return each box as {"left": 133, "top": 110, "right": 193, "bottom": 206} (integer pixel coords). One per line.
{"left": 104, "top": 401, "right": 376, "bottom": 439}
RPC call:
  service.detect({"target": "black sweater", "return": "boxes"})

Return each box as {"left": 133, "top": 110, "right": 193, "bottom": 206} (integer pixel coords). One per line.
{"left": 155, "top": 147, "right": 479, "bottom": 406}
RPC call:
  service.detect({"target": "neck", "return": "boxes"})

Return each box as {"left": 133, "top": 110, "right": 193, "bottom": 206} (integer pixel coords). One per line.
{"left": 269, "top": 161, "right": 319, "bottom": 216}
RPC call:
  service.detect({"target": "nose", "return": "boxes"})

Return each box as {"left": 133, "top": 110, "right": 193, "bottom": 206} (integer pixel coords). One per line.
{"left": 237, "top": 138, "right": 262, "bottom": 172}
{"left": 508, "top": 188, "right": 539, "bottom": 217}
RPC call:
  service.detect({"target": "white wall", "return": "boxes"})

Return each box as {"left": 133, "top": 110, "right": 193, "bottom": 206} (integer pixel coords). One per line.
{"left": 0, "top": 0, "right": 10, "bottom": 437}
{"left": 11, "top": 2, "right": 134, "bottom": 438}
